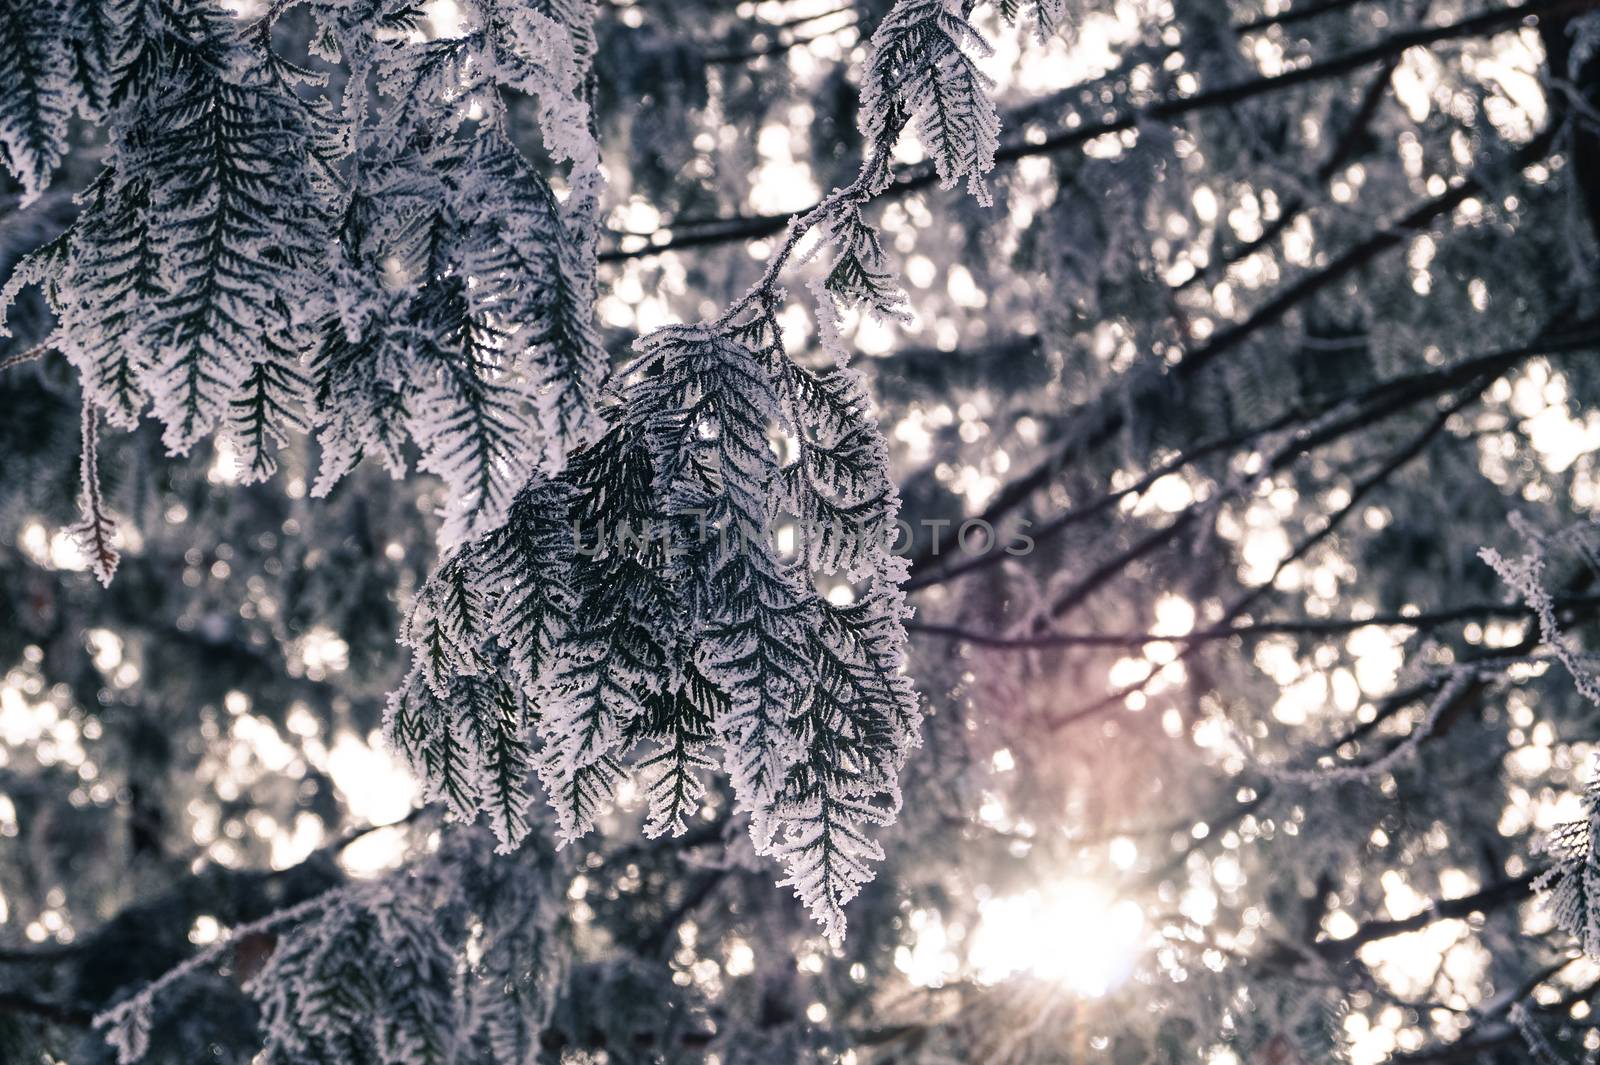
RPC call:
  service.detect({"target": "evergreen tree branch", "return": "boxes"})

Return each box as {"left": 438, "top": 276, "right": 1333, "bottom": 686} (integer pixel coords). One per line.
{"left": 70, "top": 395, "right": 119, "bottom": 587}
{"left": 94, "top": 885, "right": 351, "bottom": 1060}
{"left": 1385, "top": 964, "right": 1600, "bottom": 1064}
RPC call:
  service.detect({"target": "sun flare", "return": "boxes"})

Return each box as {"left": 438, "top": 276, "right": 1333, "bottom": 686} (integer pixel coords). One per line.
{"left": 969, "top": 881, "right": 1146, "bottom": 996}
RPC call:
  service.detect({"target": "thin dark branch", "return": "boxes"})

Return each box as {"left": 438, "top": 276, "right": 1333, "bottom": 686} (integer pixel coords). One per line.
{"left": 245, "top": 0, "right": 297, "bottom": 45}
{"left": 0, "top": 341, "right": 51, "bottom": 372}
{"left": 1326, "top": 570, "right": 1600, "bottom": 748}
{"left": 1332, "top": 637, "right": 1544, "bottom": 749}
{"left": 706, "top": 10, "right": 858, "bottom": 64}
{"left": 314, "top": 805, "right": 434, "bottom": 860}
{"left": 761, "top": 2, "right": 855, "bottom": 33}
{"left": 602, "top": 0, "right": 1572, "bottom": 261}
{"left": 908, "top": 595, "right": 1600, "bottom": 650}
{"left": 1317, "top": 872, "right": 1539, "bottom": 962}
{"left": 1235, "top": 0, "right": 1373, "bottom": 33}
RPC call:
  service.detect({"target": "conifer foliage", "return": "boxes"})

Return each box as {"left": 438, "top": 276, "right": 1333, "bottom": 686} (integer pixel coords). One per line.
{"left": 8, "top": 0, "right": 1600, "bottom": 1061}
{"left": 95, "top": 830, "right": 566, "bottom": 1065}
{"left": 0, "top": 0, "right": 74, "bottom": 207}
{"left": 379, "top": 0, "right": 1011, "bottom": 933}
{"left": 1541, "top": 770, "right": 1600, "bottom": 961}
{"left": 1, "top": 0, "right": 1020, "bottom": 950}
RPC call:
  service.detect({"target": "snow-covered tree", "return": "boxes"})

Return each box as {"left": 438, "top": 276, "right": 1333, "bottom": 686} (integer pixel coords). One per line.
{"left": 2, "top": 0, "right": 1600, "bottom": 1062}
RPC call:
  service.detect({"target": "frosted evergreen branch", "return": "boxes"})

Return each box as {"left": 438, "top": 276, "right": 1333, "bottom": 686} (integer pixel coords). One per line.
{"left": 451, "top": 0, "right": 1013, "bottom": 935}
{"left": 69, "top": 395, "right": 119, "bottom": 587}
{"left": 0, "top": 0, "right": 1013, "bottom": 945}
{"left": 93, "top": 886, "right": 351, "bottom": 1065}
{"left": 1481, "top": 518, "right": 1600, "bottom": 708}
{"left": 1537, "top": 759, "right": 1600, "bottom": 959}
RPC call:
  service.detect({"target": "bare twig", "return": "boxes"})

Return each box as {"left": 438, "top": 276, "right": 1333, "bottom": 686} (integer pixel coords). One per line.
{"left": 0, "top": 341, "right": 51, "bottom": 372}
{"left": 908, "top": 594, "right": 1600, "bottom": 650}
